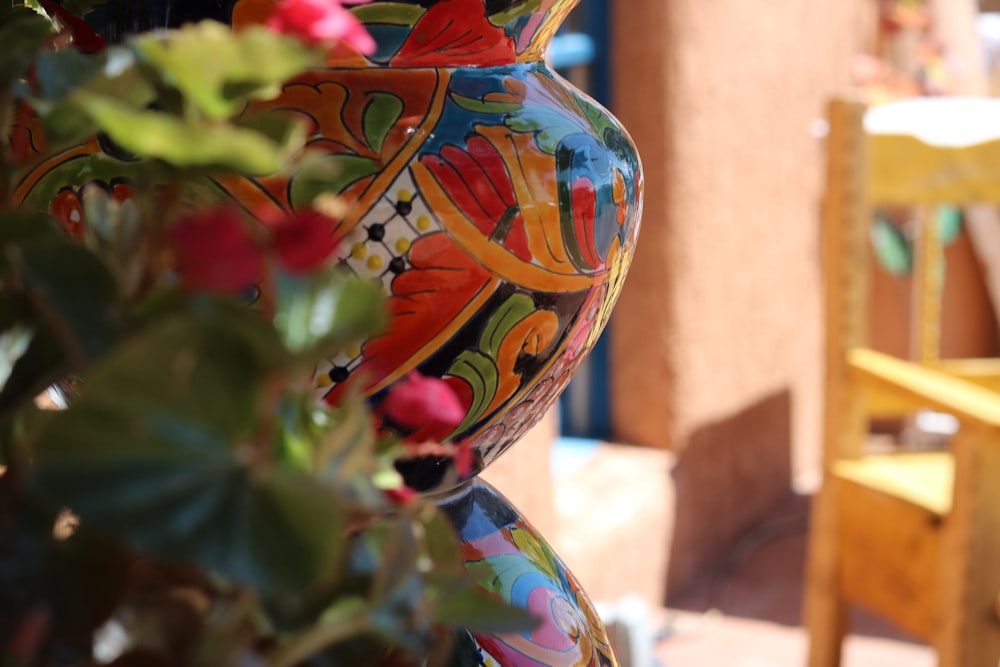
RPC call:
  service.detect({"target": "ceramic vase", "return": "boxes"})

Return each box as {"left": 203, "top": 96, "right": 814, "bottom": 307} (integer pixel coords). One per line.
{"left": 15, "top": 2, "right": 643, "bottom": 664}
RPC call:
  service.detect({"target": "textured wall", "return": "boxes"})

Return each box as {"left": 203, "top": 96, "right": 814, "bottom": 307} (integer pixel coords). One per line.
{"left": 608, "top": 0, "right": 873, "bottom": 592}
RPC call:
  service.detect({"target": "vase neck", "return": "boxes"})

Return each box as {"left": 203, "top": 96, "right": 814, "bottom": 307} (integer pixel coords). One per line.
{"left": 104, "top": 0, "right": 580, "bottom": 67}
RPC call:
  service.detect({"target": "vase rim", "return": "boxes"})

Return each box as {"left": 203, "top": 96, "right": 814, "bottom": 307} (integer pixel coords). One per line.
{"left": 233, "top": 0, "right": 581, "bottom": 68}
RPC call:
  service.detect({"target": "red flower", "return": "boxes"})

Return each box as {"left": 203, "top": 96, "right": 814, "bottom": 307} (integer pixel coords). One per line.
{"left": 382, "top": 372, "right": 466, "bottom": 435}
{"left": 263, "top": 208, "right": 340, "bottom": 274}
{"left": 420, "top": 136, "right": 531, "bottom": 261}
{"left": 452, "top": 440, "right": 473, "bottom": 477}
{"left": 267, "top": 0, "right": 376, "bottom": 54}
{"left": 383, "top": 485, "right": 418, "bottom": 505}
{"left": 168, "top": 206, "right": 264, "bottom": 295}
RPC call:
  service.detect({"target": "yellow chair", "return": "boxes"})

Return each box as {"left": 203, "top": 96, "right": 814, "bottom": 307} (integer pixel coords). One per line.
{"left": 804, "top": 97, "right": 1000, "bottom": 667}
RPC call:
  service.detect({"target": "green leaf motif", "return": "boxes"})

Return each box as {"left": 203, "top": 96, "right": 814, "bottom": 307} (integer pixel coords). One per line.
{"left": 76, "top": 93, "right": 286, "bottom": 174}
{"left": 353, "top": 3, "right": 425, "bottom": 25}
{"left": 446, "top": 351, "right": 499, "bottom": 434}
{"left": 480, "top": 293, "right": 535, "bottom": 359}
{"left": 489, "top": 0, "right": 543, "bottom": 25}
{"left": 450, "top": 92, "right": 522, "bottom": 116}
{"left": 131, "top": 22, "right": 319, "bottom": 120}
{"left": 363, "top": 92, "right": 404, "bottom": 155}
{"left": 289, "top": 154, "right": 381, "bottom": 206}
{"left": 30, "top": 314, "right": 346, "bottom": 595}
{"left": 507, "top": 107, "right": 580, "bottom": 154}
{"left": 575, "top": 90, "right": 618, "bottom": 140}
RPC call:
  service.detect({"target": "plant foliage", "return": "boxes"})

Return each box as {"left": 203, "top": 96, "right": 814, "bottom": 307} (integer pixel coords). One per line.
{"left": 0, "top": 4, "right": 535, "bottom": 666}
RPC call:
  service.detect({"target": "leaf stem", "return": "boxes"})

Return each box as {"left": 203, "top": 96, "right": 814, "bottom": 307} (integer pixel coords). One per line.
{"left": 268, "top": 613, "right": 370, "bottom": 667}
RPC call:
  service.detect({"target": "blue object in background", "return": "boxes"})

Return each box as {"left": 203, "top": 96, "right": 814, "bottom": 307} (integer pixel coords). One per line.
{"left": 551, "top": 0, "right": 613, "bottom": 440}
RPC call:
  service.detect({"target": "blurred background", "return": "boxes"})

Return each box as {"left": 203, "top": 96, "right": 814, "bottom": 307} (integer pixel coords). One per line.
{"left": 482, "top": 1, "right": 1000, "bottom": 665}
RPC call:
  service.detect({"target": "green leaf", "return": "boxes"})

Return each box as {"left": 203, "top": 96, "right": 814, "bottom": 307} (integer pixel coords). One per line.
{"left": 464, "top": 554, "right": 525, "bottom": 601}
{"left": 30, "top": 314, "right": 347, "bottom": 595}
{"left": 236, "top": 111, "right": 307, "bottom": 153}
{"left": 15, "top": 240, "right": 119, "bottom": 363}
{"left": 434, "top": 586, "right": 539, "bottom": 634}
{"left": 75, "top": 93, "right": 287, "bottom": 174}
{"left": 319, "top": 595, "right": 368, "bottom": 624}
{"left": 313, "top": 392, "right": 378, "bottom": 484}
{"left": 275, "top": 270, "right": 386, "bottom": 361}
{"left": 445, "top": 631, "right": 482, "bottom": 667}
{"left": 289, "top": 154, "right": 380, "bottom": 206}
{"left": 422, "top": 508, "right": 465, "bottom": 574}
{"left": 871, "top": 216, "right": 911, "bottom": 276}
{"left": 0, "top": 308, "right": 66, "bottom": 420}
{"left": 0, "top": 323, "right": 34, "bottom": 392}
{"left": 0, "top": 211, "right": 65, "bottom": 277}
{"left": 31, "top": 48, "right": 153, "bottom": 145}
{"left": 130, "top": 22, "right": 319, "bottom": 120}
{"left": 362, "top": 92, "right": 404, "bottom": 154}
{"left": 0, "top": 8, "right": 52, "bottom": 85}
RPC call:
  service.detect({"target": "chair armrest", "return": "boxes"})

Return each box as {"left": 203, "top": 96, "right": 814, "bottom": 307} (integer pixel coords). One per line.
{"left": 848, "top": 348, "right": 1000, "bottom": 428}
{"left": 929, "top": 358, "right": 1000, "bottom": 392}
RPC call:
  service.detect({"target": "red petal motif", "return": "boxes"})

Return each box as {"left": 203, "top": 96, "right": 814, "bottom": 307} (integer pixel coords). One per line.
{"left": 391, "top": 0, "right": 516, "bottom": 67}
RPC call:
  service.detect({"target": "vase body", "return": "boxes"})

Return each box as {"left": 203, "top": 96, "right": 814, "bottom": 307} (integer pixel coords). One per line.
{"left": 438, "top": 479, "right": 617, "bottom": 667}
{"left": 16, "top": 0, "right": 643, "bottom": 493}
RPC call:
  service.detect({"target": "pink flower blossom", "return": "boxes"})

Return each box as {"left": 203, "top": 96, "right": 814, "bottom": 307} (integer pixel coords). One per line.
{"left": 382, "top": 372, "right": 466, "bottom": 435}
{"left": 452, "top": 440, "right": 473, "bottom": 477}
{"left": 168, "top": 206, "right": 264, "bottom": 295}
{"left": 267, "top": 0, "right": 376, "bottom": 54}
{"left": 383, "top": 485, "right": 418, "bottom": 505}
{"left": 262, "top": 208, "right": 340, "bottom": 274}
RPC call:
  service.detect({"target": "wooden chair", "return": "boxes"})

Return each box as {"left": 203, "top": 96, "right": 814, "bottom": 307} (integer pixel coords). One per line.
{"left": 804, "top": 97, "right": 1000, "bottom": 667}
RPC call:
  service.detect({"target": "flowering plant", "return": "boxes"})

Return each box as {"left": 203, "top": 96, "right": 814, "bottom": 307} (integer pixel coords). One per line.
{"left": 0, "top": 1, "right": 533, "bottom": 666}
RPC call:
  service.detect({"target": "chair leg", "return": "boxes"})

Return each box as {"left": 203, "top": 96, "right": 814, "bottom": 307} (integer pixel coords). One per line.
{"left": 805, "top": 481, "right": 849, "bottom": 667}
{"left": 936, "top": 426, "right": 1000, "bottom": 667}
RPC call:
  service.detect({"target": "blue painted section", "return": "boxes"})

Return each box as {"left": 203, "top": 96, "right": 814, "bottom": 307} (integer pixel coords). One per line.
{"left": 554, "top": 0, "right": 614, "bottom": 440}
{"left": 585, "top": 0, "right": 610, "bottom": 106}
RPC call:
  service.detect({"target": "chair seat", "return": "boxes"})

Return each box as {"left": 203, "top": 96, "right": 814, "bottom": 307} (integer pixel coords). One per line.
{"left": 832, "top": 450, "right": 954, "bottom": 516}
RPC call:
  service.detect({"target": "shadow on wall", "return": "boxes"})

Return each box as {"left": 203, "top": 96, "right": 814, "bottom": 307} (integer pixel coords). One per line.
{"left": 665, "top": 389, "right": 793, "bottom": 601}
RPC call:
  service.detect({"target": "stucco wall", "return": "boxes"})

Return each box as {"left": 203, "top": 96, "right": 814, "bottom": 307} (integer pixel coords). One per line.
{"left": 608, "top": 0, "right": 873, "bottom": 592}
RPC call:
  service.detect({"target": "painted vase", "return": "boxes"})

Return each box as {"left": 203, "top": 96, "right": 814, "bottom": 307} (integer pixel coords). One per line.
{"left": 15, "top": 3, "right": 642, "bottom": 665}
{"left": 20, "top": 0, "right": 642, "bottom": 492}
